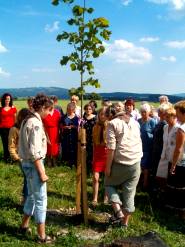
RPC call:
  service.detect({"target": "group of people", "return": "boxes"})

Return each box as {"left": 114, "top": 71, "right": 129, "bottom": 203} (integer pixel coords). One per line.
{"left": 0, "top": 92, "right": 185, "bottom": 243}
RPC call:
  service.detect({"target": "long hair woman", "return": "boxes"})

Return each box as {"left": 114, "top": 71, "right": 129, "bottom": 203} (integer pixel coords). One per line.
{"left": 0, "top": 93, "right": 17, "bottom": 163}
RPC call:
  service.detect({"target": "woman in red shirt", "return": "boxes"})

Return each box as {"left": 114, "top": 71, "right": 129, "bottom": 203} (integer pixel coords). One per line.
{"left": 0, "top": 93, "right": 17, "bottom": 163}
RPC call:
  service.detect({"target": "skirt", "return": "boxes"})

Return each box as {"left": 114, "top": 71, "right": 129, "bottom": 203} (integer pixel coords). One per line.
{"left": 165, "top": 163, "right": 185, "bottom": 211}
{"left": 92, "top": 145, "right": 107, "bottom": 172}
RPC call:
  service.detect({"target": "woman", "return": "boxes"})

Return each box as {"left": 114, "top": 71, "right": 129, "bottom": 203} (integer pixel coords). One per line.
{"left": 138, "top": 103, "right": 156, "bottom": 190}
{"left": 82, "top": 103, "right": 96, "bottom": 175}
{"left": 124, "top": 98, "right": 140, "bottom": 121}
{"left": 42, "top": 102, "right": 61, "bottom": 167}
{"left": 70, "top": 95, "right": 81, "bottom": 117}
{"left": 60, "top": 102, "right": 80, "bottom": 167}
{"left": 165, "top": 101, "right": 185, "bottom": 218}
{"left": 151, "top": 103, "right": 169, "bottom": 180}
{"left": 0, "top": 93, "right": 17, "bottom": 163}
{"left": 18, "top": 93, "right": 53, "bottom": 243}
{"left": 92, "top": 107, "right": 107, "bottom": 205}
{"left": 105, "top": 106, "right": 142, "bottom": 227}
{"left": 156, "top": 107, "right": 178, "bottom": 189}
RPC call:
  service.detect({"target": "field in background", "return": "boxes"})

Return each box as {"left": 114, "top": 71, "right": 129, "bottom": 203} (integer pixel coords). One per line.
{"left": 14, "top": 99, "right": 159, "bottom": 112}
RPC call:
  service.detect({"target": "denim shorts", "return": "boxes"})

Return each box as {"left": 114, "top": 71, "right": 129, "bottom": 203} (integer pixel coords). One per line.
{"left": 21, "top": 160, "right": 47, "bottom": 224}
{"left": 105, "top": 161, "right": 141, "bottom": 213}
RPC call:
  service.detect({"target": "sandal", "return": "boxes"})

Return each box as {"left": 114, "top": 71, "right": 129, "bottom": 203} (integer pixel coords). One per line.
{"left": 18, "top": 226, "right": 32, "bottom": 236}
{"left": 37, "top": 235, "right": 54, "bottom": 244}
{"left": 109, "top": 209, "right": 124, "bottom": 225}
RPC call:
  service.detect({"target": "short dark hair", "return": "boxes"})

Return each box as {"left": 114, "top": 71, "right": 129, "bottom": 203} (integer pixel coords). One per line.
{"left": 89, "top": 100, "right": 97, "bottom": 109}
{"left": 50, "top": 95, "right": 58, "bottom": 102}
{"left": 125, "top": 98, "right": 135, "bottom": 109}
{"left": 32, "top": 93, "right": 53, "bottom": 112}
{"left": 1, "top": 93, "right": 13, "bottom": 107}
{"left": 84, "top": 103, "right": 92, "bottom": 111}
{"left": 105, "top": 105, "right": 117, "bottom": 119}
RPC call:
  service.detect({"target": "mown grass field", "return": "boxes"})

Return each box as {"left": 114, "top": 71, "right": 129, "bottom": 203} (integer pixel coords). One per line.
{"left": 0, "top": 99, "right": 184, "bottom": 246}
{"left": 13, "top": 99, "right": 159, "bottom": 112}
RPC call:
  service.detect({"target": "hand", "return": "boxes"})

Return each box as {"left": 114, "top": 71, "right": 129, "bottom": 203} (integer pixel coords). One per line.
{"left": 40, "top": 174, "right": 49, "bottom": 182}
{"left": 170, "top": 165, "right": 176, "bottom": 175}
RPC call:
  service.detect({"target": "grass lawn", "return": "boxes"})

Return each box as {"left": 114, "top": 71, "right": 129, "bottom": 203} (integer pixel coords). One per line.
{"left": 0, "top": 148, "right": 184, "bottom": 246}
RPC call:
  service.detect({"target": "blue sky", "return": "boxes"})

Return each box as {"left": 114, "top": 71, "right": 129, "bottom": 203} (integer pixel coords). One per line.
{"left": 0, "top": 0, "right": 185, "bottom": 94}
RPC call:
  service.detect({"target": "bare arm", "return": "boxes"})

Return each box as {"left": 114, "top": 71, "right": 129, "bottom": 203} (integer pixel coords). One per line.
{"left": 170, "top": 128, "right": 185, "bottom": 174}
{"left": 105, "top": 149, "right": 115, "bottom": 177}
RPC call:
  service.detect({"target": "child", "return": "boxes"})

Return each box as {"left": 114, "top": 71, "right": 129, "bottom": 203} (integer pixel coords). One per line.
{"left": 92, "top": 108, "right": 108, "bottom": 205}
{"left": 18, "top": 94, "right": 53, "bottom": 243}
{"left": 8, "top": 108, "right": 30, "bottom": 203}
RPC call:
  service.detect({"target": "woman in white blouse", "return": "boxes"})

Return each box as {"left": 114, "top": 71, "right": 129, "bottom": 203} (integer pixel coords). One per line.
{"left": 156, "top": 107, "right": 178, "bottom": 188}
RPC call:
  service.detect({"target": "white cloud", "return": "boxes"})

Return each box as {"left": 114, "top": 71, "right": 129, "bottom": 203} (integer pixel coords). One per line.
{"left": 104, "top": 39, "right": 152, "bottom": 64}
{"left": 32, "top": 67, "right": 56, "bottom": 73}
{"left": 139, "top": 36, "right": 160, "bottom": 42}
{"left": 121, "top": 0, "right": 133, "bottom": 6}
{"left": 147, "top": 0, "right": 185, "bottom": 10}
{"left": 0, "top": 41, "right": 8, "bottom": 53}
{"left": 161, "top": 55, "right": 177, "bottom": 62}
{"left": 45, "top": 21, "right": 60, "bottom": 33}
{"left": 165, "top": 40, "right": 185, "bottom": 48}
{"left": 0, "top": 67, "right": 10, "bottom": 77}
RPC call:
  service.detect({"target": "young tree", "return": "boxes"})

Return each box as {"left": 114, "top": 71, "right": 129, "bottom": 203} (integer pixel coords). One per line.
{"left": 52, "top": 0, "right": 111, "bottom": 113}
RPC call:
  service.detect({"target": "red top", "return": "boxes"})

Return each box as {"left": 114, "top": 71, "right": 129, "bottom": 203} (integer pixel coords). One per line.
{"left": 0, "top": 106, "right": 17, "bottom": 128}
{"left": 42, "top": 109, "right": 61, "bottom": 156}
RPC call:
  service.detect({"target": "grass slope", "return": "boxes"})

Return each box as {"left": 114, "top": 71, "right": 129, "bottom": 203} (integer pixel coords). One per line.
{"left": 0, "top": 157, "right": 184, "bottom": 246}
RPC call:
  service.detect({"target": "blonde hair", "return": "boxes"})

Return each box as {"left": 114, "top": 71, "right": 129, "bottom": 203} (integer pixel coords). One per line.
{"left": 71, "top": 95, "right": 79, "bottom": 102}
{"left": 114, "top": 101, "right": 125, "bottom": 112}
{"left": 174, "top": 100, "right": 185, "bottom": 114}
{"left": 157, "top": 103, "right": 170, "bottom": 114}
{"left": 165, "top": 107, "right": 176, "bottom": 116}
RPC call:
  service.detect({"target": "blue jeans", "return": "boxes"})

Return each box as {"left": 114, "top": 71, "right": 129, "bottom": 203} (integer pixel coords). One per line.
{"left": 21, "top": 160, "right": 47, "bottom": 224}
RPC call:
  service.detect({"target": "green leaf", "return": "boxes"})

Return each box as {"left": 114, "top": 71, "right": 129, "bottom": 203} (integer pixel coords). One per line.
{"left": 67, "top": 18, "right": 75, "bottom": 25}
{"left": 63, "top": 0, "right": 74, "bottom": 3}
{"left": 94, "top": 17, "right": 109, "bottom": 28}
{"left": 70, "top": 63, "right": 76, "bottom": 71}
{"left": 57, "top": 32, "right": 69, "bottom": 41}
{"left": 72, "top": 5, "right": 84, "bottom": 16}
{"left": 60, "top": 56, "right": 70, "bottom": 65}
{"left": 87, "top": 8, "right": 94, "bottom": 14}
{"left": 52, "top": 0, "right": 59, "bottom": 6}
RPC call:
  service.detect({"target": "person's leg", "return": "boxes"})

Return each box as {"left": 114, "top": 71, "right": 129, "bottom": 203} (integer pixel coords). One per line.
{"left": 143, "top": 168, "right": 150, "bottom": 189}
{"left": 1, "top": 128, "right": 10, "bottom": 162}
{"left": 92, "top": 172, "right": 100, "bottom": 203}
{"left": 32, "top": 162, "right": 47, "bottom": 239}
{"left": 21, "top": 165, "right": 35, "bottom": 229}
{"left": 21, "top": 214, "right": 31, "bottom": 228}
{"left": 121, "top": 162, "right": 140, "bottom": 226}
{"left": 106, "top": 186, "right": 124, "bottom": 220}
